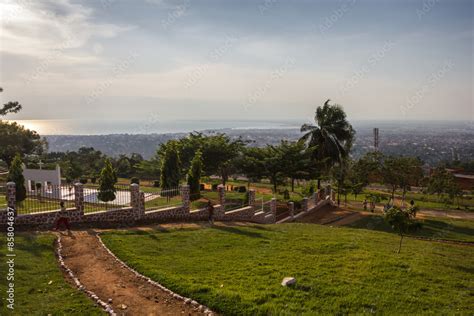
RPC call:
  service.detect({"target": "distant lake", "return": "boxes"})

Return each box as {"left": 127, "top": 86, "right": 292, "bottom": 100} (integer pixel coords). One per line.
{"left": 5, "top": 119, "right": 303, "bottom": 135}
{"left": 4, "top": 119, "right": 472, "bottom": 135}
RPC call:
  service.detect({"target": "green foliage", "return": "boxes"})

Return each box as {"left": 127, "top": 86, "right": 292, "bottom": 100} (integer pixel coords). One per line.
{"left": 130, "top": 177, "right": 140, "bottom": 185}
{"left": 97, "top": 159, "right": 117, "bottom": 202}
{"left": 187, "top": 150, "right": 203, "bottom": 200}
{"left": 160, "top": 141, "right": 181, "bottom": 189}
{"left": 381, "top": 155, "right": 423, "bottom": 200}
{"left": 300, "top": 99, "right": 355, "bottom": 172}
{"left": 384, "top": 206, "right": 422, "bottom": 253}
{"left": 158, "top": 132, "right": 246, "bottom": 185}
{"left": 427, "top": 167, "right": 462, "bottom": 203}
{"left": 7, "top": 154, "right": 26, "bottom": 202}
{"left": 0, "top": 121, "right": 43, "bottom": 166}
{"left": 0, "top": 101, "right": 22, "bottom": 116}
{"left": 79, "top": 177, "right": 88, "bottom": 184}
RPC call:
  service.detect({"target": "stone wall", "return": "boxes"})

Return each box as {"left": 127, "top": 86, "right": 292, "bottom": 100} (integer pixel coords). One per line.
{"left": 1, "top": 183, "right": 279, "bottom": 230}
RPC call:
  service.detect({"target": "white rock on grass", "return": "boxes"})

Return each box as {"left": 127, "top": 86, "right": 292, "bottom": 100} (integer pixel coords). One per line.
{"left": 281, "top": 277, "right": 296, "bottom": 286}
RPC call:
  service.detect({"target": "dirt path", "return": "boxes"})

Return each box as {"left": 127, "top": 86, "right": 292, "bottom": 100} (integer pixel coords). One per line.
{"left": 59, "top": 230, "right": 209, "bottom": 316}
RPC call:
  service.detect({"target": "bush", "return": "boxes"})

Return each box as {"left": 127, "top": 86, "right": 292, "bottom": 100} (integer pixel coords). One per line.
{"left": 131, "top": 177, "right": 140, "bottom": 185}
{"left": 153, "top": 180, "right": 160, "bottom": 187}
{"left": 283, "top": 189, "right": 290, "bottom": 200}
{"left": 200, "top": 183, "right": 205, "bottom": 191}
{"left": 35, "top": 182, "right": 42, "bottom": 190}
{"left": 238, "top": 186, "right": 247, "bottom": 193}
{"left": 212, "top": 183, "right": 219, "bottom": 191}
{"left": 79, "top": 178, "right": 88, "bottom": 184}
{"left": 90, "top": 177, "right": 97, "bottom": 184}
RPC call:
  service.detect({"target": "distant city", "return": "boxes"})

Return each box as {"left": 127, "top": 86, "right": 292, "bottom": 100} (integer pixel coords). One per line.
{"left": 44, "top": 120, "right": 474, "bottom": 166}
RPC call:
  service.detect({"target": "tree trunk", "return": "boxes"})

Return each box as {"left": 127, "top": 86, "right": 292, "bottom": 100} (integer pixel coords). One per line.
{"left": 317, "top": 178, "right": 321, "bottom": 189}
{"left": 397, "top": 235, "right": 404, "bottom": 254}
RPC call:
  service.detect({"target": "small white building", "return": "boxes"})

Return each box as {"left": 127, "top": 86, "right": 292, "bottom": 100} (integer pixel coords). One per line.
{"left": 23, "top": 164, "right": 63, "bottom": 199}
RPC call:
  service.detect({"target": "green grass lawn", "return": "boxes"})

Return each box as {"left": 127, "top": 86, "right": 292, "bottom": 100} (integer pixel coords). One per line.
{"left": 101, "top": 223, "right": 474, "bottom": 315}
{"left": 0, "top": 233, "right": 103, "bottom": 315}
{"left": 346, "top": 214, "right": 474, "bottom": 242}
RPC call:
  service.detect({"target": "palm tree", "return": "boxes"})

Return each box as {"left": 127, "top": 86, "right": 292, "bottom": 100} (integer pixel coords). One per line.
{"left": 300, "top": 99, "right": 355, "bottom": 189}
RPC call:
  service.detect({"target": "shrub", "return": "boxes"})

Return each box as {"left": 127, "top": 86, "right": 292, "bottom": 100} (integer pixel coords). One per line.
{"left": 238, "top": 186, "right": 247, "bottom": 193}
{"left": 131, "top": 177, "right": 140, "bottom": 185}
{"left": 79, "top": 178, "right": 88, "bottom": 184}
{"left": 200, "top": 183, "right": 205, "bottom": 191}
{"left": 90, "top": 177, "right": 97, "bottom": 184}
{"left": 212, "top": 183, "right": 219, "bottom": 191}
{"left": 153, "top": 180, "right": 160, "bottom": 187}
{"left": 283, "top": 189, "right": 290, "bottom": 200}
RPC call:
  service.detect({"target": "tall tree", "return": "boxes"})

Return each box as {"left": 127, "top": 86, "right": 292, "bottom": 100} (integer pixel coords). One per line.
{"left": 97, "top": 159, "right": 117, "bottom": 203}
{"left": 278, "top": 140, "right": 315, "bottom": 192}
{"left": 262, "top": 145, "right": 286, "bottom": 193}
{"left": 187, "top": 150, "right": 203, "bottom": 200}
{"left": 234, "top": 147, "right": 267, "bottom": 188}
{"left": 160, "top": 141, "right": 181, "bottom": 189}
{"left": 7, "top": 154, "right": 27, "bottom": 203}
{"left": 0, "top": 121, "right": 44, "bottom": 167}
{"left": 300, "top": 99, "right": 355, "bottom": 188}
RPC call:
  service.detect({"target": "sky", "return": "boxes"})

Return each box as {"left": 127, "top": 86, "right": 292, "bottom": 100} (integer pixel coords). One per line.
{"left": 0, "top": 0, "right": 473, "bottom": 127}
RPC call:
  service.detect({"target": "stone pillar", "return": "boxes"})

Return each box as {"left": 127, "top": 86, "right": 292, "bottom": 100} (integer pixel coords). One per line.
{"left": 302, "top": 197, "right": 309, "bottom": 213}
{"left": 180, "top": 184, "right": 190, "bottom": 213}
{"left": 130, "top": 183, "right": 140, "bottom": 208}
{"left": 217, "top": 185, "right": 225, "bottom": 206}
{"left": 288, "top": 201, "right": 294, "bottom": 220}
{"left": 138, "top": 192, "right": 145, "bottom": 217}
{"left": 6, "top": 182, "right": 16, "bottom": 216}
{"left": 217, "top": 185, "right": 226, "bottom": 219}
{"left": 248, "top": 189, "right": 256, "bottom": 207}
{"left": 74, "top": 183, "right": 84, "bottom": 214}
{"left": 270, "top": 198, "right": 277, "bottom": 223}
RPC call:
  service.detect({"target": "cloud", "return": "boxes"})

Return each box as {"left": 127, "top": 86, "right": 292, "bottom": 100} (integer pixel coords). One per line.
{"left": 0, "top": 0, "right": 133, "bottom": 63}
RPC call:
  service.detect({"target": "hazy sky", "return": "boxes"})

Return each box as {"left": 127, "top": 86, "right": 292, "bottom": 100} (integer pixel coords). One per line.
{"left": 0, "top": 0, "right": 473, "bottom": 124}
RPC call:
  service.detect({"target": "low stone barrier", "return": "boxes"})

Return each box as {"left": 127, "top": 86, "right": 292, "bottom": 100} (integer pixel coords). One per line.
{"left": 0, "top": 183, "right": 281, "bottom": 230}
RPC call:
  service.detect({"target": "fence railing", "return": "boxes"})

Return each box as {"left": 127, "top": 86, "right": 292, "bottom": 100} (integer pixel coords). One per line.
{"left": 144, "top": 186, "right": 182, "bottom": 211}
{"left": 83, "top": 184, "right": 131, "bottom": 213}
{"left": 16, "top": 185, "right": 75, "bottom": 215}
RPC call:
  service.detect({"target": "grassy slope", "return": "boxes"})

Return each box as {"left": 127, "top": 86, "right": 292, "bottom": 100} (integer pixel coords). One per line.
{"left": 0, "top": 234, "right": 103, "bottom": 315}
{"left": 347, "top": 214, "right": 474, "bottom": 242}
{"left": 101, "top": 224, "right": 474, "bottom": 315}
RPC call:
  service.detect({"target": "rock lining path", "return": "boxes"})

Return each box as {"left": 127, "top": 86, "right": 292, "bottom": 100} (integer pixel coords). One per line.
{"left": 59, "top": 230, "right": 210, "bottom": 316}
